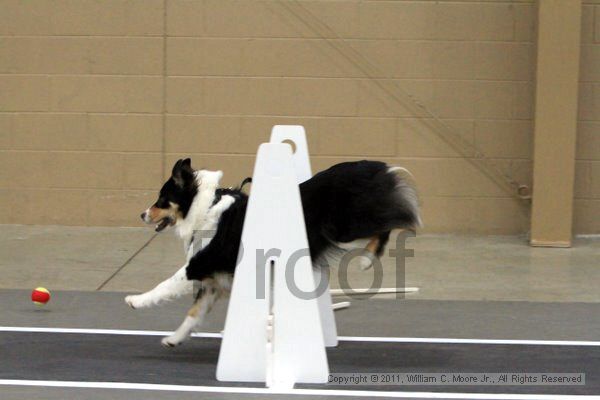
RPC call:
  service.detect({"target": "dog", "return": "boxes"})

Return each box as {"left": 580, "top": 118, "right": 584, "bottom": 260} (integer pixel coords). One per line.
{"left": 125, "top": 158, "right": 421, "bottom": 347}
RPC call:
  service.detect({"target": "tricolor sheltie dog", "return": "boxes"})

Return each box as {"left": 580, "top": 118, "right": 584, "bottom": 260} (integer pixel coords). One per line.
{"left": 125, "top": 158, "right": 421, "bottom": 347}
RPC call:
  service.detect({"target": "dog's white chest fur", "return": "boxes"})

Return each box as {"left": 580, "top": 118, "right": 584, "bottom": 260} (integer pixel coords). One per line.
{"left": 174, "top": 170, "right": 223, "bottom": 246}
{"left": 173, "top": 170, "right": 237, "bottom": 260}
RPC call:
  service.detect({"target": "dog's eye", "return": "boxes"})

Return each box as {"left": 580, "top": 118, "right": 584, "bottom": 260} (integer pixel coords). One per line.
{"left": 156, "top": 198, "right": 168, "bottom": 208}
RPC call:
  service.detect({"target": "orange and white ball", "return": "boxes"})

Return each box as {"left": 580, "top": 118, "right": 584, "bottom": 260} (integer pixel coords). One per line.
{"left": 31, "top": 287, "right": 51, "bottom": 305}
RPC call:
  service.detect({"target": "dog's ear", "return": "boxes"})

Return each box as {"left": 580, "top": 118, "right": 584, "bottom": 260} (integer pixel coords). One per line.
{"left": 172, "top": 159, "right": 194, "bottom": 187}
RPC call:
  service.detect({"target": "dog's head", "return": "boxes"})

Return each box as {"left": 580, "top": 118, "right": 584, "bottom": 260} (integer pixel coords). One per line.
{"left": 140, "top": 158, "right": 198, "bottom": 232}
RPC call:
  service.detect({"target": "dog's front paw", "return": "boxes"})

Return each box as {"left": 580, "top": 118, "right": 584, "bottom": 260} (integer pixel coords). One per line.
{"left": 125, "top": 294, "right": 148, "bottom": 309}
{"left": 161, "top": 335, "right": 182, "bottom": 348}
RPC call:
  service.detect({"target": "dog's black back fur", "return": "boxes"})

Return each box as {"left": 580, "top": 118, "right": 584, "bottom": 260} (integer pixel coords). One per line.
{"left": 186, "top": 160, "right": 417, "bottom": 282}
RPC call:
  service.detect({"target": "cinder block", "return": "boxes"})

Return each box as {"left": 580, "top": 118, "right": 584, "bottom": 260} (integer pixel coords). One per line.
{"left": 399, "top": 157, "right": 513, "bottom": 198}
{"left": 578, "top": 83, "right": 595, "bottom": 121}
{"left": 211, "top": 0, "right": 361, "bottom": 39}
{"left": 574, "top": 161, "right": 592, "bottom": 199}
{"left": 86, "top": 153, "right": 126, "bottom": 189}
{"left": 475, "top": 43, "right": 534, "bottom": 81}
{"left": 0, "top": 189, "right": 16, "bottom": 223}
{"left": 0, "top": 37, "right": 162, "bottom": 75}
{"left": 122, "top": 153, "right": 163, "bottom": 190}
{"left": 574, "top": 199, "right": 600, "bottom": 233}
{"left": 434, "top": 3, "right": 479, "bottom": 40}
{"left": 0, "top": 0, "right": 53, "bottom": 35}
{"left": 88, "top": 114, "right": 163, "bottom": 152}
{"left": 577, "top": 122, "right": 600, "bottom": 161}
{"left": 1, "top": 0, "right": 162, "bottom": 36}
{"left": 0, "top": 75, "right": 50, "bottom": 112}
{"left": 25, "top": 151, "right": 155, "bottom": 191}
{"left": 0, "top": 114, "right": 12, "bottom": 149}
{"left": 89, "top": 190, "right": 156, "bottom": 226}
{"left": 28, "top": 189, "right": 90, "bottom": 225}
{"left": 580, "top": 45, "right": 600, "bottom": 82}
{"left": 51, "top": 0, "right": 163, "bottom": 36}
{"left": 311, "top": 118, "right": 396, "bottom": 156}
{"left": 167, "top": 0, "right": 205, "bottom": 36}
{"left": 581, "top": 6, "right": 595, "bottom": 44}
{"left": 195, "top": 78, "right": 358, "bottom": 116}
{"left": 396, "top": 118, "right": 476, "bottom": 158}
{"left": 474, "top": 81, "right": 532, "bottom": 119}
{"left": 11, "top": 113, "right": 88, "bottom": 151}
{"left": 358, "top": 1, "right": 436, "bottom": 39}
{"left": 590, "top": 161, "right": 600, "bottom": 199}
{"left": 491, "top": 158, "right": 533, "bottom": 190}
{"left": 0, "top": 188, "right": 89, "bottom": 225}
{"left": 50, "top": 76, "right": 163, "bottom": 113}
{"left": 595, "top": 6, "right": 600, "bottom": 43}
{"left": 240, "top": 39, "right": 346, "bottom": 78}
{"left": 476, "top": 3, "right": 515, "bottom": 41}
{"left": 0, "top": 150, "right": 51, "bottom": 189}
{"left": 0, "top": 37, "right": 87, "bottom": 74}
{"left": 88, "top": 38, "right": 164, "bottom": 75}
{"left": 468, "top": 197, "right": 529, "bottom": 234}
{"left": 167, "top": 38, "right": 245, "bottom": 76}
{"left": 279, "top": 78, "right": 359, "bottom": 117}
{"left": 202, "top": 0, "right": 300, "bottom": 38}
{"left": 348, "top": 40, "right": 433, "bottom": 79}
{"left": 473, "top": 120, "right": 532, "bottom": 159}
{"left": 166, "top": 115, "right": 247, "bottom": 153}
{"left": 435, "top": 3, "right": 514, "bottom": 41}
{"left": 417, "top": 196, "right": 476, "bottom": 233}
{"left": 515, "top": 83, "right": 534, "bottom": 120}
{"left": 301, "top": 0, "right": 360, "bottom": 38}
{"left": 186, "top": 115, "right": 301, "bottom": 155}
{"left": 46, "top": 152, "right": 102, "bottom": 189}
{"left": 514, "top": 3, "right": 536, "bottom": 42}
{"left": 166, "top": 77, "right": 205, "bottom": 114}
{"left": 433, "top": 81, "right": 477, "bottom": 119}
{"left": 357, "top": 80, "right": 434, "bottom": 118}
{"left": 419, "top": 196, "right": 527, "bottom": 234}
{"left": 432, "top": 42, "right": 477, "bottom": 80}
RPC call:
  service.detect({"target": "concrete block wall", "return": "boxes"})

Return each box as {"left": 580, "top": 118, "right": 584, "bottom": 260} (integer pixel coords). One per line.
{"left": 576, "top": 1, "right": 600, "bottom": 233}
{"left": 0, "top": 0, "right": 594, "bottom": 233}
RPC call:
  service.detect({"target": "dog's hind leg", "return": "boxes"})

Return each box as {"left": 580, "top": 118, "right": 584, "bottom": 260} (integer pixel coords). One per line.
{"left": 161, "top": 280, "right": 220, "bottom": 347}
{"left": 125, "top": 264, "right": 193, "bottom": 309}
{"left": 359, "top": 231, "right": 391, "bottom": 270}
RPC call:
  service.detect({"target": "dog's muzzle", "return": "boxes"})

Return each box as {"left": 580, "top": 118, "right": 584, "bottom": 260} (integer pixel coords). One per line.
{"left": 141, "top": 209, "right": 174, "bottom": 232}
{"left": 141, "top": 211, "right": 152, "bottom": 223}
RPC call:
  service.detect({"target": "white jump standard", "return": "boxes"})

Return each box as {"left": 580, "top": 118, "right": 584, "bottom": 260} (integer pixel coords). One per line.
{"left": 218, "top": 126, "right": 330, "bottom": 387}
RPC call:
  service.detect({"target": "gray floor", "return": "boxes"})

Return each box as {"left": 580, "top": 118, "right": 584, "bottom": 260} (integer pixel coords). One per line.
{"left": 2, "top": 332, "right": 597, "bottom": 395}
{"left": 1, "top": 224, "right": 599, "bottom": 399}
{"left": 1, "top": 290, "right": 599, "bottom": 399}
{"left": 2, "top": 290, "right": 600, "bottom": 341}
{"left": 1, "top": 224, "right": 600, "bottom": 302}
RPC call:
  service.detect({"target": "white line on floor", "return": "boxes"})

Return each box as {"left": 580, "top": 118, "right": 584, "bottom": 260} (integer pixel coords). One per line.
{"left": 1, "top": 326, "right": 600, "bottom": 346}
{"left": 0, "top": 379, "right": 598, "bottom": 399}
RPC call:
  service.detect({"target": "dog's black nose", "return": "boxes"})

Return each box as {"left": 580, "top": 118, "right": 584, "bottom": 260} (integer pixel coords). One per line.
{"left": 140, "top": 213, "right": 146, "bottom": 221}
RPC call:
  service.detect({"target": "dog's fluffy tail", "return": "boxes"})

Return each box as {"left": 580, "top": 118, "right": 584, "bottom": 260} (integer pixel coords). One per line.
{"left": 388, "top": 166, "right": 422, "bottom": 229}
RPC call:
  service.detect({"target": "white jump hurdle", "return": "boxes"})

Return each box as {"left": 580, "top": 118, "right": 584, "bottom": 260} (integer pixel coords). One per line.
{"left": 270, "top": 126, "right": 338, "bottom": 348}
{"left": 216, "top": 126, "right": 331, "bottom": 388}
